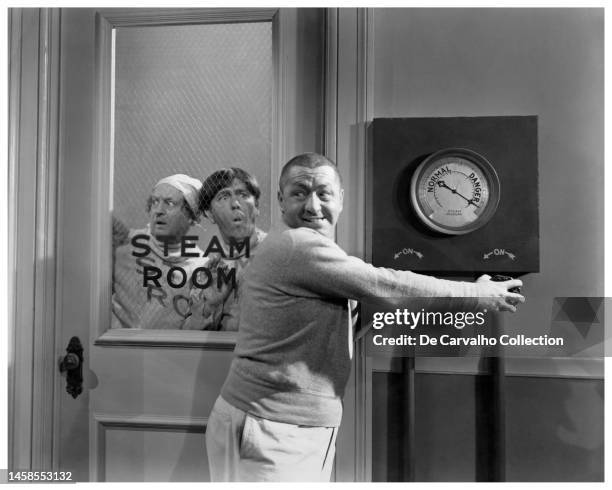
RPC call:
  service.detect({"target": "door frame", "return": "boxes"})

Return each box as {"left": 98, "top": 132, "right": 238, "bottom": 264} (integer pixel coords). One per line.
{"left": 8, "top": 8, "right": 62, "bottom": 472}
{"left": 8, "top": 6, "right": 372, "bottom": 481}
{"left": 327, "top": 7, "right": 374, "bottom": 482}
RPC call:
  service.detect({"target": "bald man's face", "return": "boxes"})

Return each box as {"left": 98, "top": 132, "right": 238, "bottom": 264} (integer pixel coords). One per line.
{"left": 278, "top": 165, "right": 344, "bottom": 239}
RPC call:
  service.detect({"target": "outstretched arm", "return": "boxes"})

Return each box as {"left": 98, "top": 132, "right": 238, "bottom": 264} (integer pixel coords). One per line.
{"left": 281, "top": 228, "right": 524, "bottom": 313}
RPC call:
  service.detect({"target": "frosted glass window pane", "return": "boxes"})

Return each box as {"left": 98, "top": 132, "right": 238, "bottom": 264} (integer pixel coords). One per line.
{"left": 113, "top": 22, "right": 272, "bottom": 232}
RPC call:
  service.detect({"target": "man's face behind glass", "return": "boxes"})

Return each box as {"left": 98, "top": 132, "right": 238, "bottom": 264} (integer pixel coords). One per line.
{"left": 207, "top": 178, "right": 259, "bottom": 243}
{"left": 148, "top": 183, "right": 192, "bottom": 243}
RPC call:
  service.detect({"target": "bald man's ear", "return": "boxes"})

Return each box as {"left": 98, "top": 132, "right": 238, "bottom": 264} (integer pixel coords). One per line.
{"left": 277, "top": 189, "right": 285, "bottom": 214}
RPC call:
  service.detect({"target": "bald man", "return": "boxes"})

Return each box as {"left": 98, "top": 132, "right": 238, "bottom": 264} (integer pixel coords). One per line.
{"left": 206, "top": 153, "right": 525, "bottom": 481}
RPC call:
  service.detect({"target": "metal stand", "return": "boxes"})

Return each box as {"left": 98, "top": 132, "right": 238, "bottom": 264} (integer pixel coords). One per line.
{"left": 400, "top": 311, "right": 507, "bottom": 482}
{"left": 476, "top": 312, "right": 506, "bottom": 481}
{"left": 401, "top": 356, "right": 416, "bottom": 482}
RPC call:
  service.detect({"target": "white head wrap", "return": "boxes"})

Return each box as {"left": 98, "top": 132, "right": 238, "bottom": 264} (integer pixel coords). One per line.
{"left": 154, "top": 174, "right": 203, "bottom": 219}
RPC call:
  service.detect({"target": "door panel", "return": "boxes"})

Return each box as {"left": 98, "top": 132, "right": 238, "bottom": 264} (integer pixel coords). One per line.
{"left": 56, "top": 7, "right": 327, "bottom": 481}
{"left": 91, "top": 348, "right": 233, "bottom": 481}
{"left": 101, "top": 424, "right": 207, "bottom": 482}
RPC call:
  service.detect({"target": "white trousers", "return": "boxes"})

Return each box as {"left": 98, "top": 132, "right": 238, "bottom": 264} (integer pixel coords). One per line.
{"left": 205, "top": 396, "right": 337, "bottom": 482}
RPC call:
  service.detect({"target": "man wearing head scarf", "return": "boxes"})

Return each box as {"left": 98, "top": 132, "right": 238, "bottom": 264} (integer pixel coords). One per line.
{"left": 112, "top": 174, "right": 204, "bottom": 329}
{"left": 183, "top": 167, "right": 267, "bottom": 331}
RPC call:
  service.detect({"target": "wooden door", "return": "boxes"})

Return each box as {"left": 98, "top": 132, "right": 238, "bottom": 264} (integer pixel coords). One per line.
{"left": 28, "top": 7, "right": 329, "bottom": 482}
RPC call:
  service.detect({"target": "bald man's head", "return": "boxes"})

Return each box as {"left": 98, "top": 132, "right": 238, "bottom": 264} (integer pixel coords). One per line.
{"left": 279, "top": 153, "right": 342, "bottom": 191}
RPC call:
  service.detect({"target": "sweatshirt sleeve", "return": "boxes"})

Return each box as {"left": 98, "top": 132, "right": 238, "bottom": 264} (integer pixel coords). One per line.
{"left": 282, "top": 228, "right": 480, "bottom": 305}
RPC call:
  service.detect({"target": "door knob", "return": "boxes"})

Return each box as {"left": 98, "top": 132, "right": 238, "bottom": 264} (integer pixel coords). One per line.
{"left": 60, "top": 353, "right": 80, "bottom": 371}
{"left": 59, "top": 336, "right": 83, "bottom": 399}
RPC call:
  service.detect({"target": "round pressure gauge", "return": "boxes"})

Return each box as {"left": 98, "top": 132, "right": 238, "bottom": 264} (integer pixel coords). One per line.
{"left": 410, "top": 148, "right": 500, "bottom": 235}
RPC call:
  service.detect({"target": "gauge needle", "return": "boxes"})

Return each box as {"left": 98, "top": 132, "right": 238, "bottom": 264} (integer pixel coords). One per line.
{"left": 436, "top": 180, "right": 480, "bottom": 208}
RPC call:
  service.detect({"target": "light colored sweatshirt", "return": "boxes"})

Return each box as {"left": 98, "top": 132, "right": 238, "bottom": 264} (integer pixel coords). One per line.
{"left": 111, "top": 230, "right": 204, "bottom": 329}
{"left": 221, "top": 227, "right": 479, "bottom": 427}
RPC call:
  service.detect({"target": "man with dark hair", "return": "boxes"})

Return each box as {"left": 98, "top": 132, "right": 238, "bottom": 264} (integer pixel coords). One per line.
{"left": 205, "top": 153, "right": 524, "bottom": 481}
{"left": 112, "top": 174, "right": 204, "bottom": 329}
{"left": 199, "top": 167, "right": 262, "bottom": 221}
{"left": 184, "top": 167, "right": 266, "bottom": 331}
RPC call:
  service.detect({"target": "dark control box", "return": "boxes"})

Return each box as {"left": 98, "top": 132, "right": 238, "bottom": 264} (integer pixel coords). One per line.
{"left": 370, "top": 116, "right": 540, "bottom": 274}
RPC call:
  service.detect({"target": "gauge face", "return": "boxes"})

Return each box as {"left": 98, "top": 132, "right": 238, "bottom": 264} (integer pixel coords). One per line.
{"left": 410, "top": 148, "right": 500, "bottom": 235}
